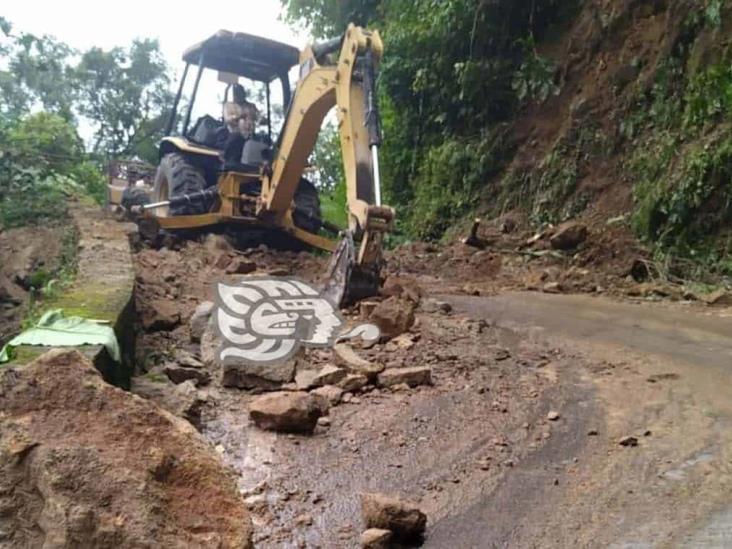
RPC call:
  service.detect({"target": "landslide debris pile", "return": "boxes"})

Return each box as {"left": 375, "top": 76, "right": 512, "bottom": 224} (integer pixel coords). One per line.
{"left": 0, "top": 349, "right": 252, "bottom": 548}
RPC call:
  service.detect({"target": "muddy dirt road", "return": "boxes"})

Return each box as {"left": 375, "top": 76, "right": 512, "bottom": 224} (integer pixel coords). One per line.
{"left": 127, "top": 235, "right": 732, "bottom": 547}
{"left": 436, "top": 293, "right": 732, "bottom": 548}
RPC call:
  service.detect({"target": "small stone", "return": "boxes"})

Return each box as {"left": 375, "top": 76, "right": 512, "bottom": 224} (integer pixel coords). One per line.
{"left": 295, "top": 369, "right": 318, "bottom": 390}
{"left": 547, "top": 411, "right": 561, "bottom": 421}
{"left": 361, "top": 493, "right": 427, "bottom": 541}
{"left": 361, "top": 528, "right": 393, "bottom": 548}
{"left": 317, "top": 416, "right": 331, "bottom": 427}
{"left": 312, "top": 364, "right": 347, "bottom": 386}
{"left": 618, "top": 436, "right": 638, "bottom": 447}
{"left": 369, "top": 296, "right": 416, "bottom": 339}
{"left": 249, "top": 391, "right": 325, "bottom": 434}
{"left": 339, "top": 374, "right": 369, "bottom": 392}
{"left": 311, "top": 385, "right": 344, "bottom": 406}
{"left": 587, "top": 429, "right": 599, "bottom": 436}
{"left": 164, "top": 364, "right": 211, "bottom": 387}
{"left": 377, "top": 366, "right": 432, "bottom": 388}
{"left": 549, "top": 221, "right": 588, "bottom": 250}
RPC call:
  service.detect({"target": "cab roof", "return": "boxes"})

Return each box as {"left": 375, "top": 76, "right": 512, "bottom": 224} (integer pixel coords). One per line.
{"left": 182, "top": 30, "right": 300, "bottom": 82}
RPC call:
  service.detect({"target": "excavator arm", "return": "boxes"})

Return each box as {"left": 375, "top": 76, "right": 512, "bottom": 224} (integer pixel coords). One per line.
{"left": 258, "top": 25, "right": 394, "bottom": 305}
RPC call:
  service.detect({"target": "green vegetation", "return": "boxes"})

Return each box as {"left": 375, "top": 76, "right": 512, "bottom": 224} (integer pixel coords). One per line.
{"left": 283, "top": 0, "right": 574, "bottom": 240}
{"left": 0, "top": 16, "right": 172, "bottom": 230}
{"left": 621, "top": 5, "right": 732, "bottom": 277}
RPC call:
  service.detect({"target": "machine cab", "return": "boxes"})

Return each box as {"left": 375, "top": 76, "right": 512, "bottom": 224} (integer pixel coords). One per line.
{"left": 162, "top": 30, "right": 300, "bottom": 170}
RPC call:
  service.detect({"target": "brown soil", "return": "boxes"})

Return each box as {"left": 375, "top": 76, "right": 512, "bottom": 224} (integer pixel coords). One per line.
{"left": 0, "top": 224, "right": 66, "bottom": 345}
{"left": 0, "top": 349, "right": 252, "bottom": 548}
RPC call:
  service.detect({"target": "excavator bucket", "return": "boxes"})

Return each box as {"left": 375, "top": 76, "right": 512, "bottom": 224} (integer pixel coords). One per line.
{"left": 322, "top": 232, "right": 380, "bottom": 308}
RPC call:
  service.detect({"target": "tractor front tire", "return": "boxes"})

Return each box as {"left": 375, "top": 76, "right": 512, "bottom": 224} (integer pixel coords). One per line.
{"left": 153, "top": 153, "right": 210, "bottom": 216}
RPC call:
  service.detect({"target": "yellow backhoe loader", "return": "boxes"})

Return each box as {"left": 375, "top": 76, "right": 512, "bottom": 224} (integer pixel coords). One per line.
{"left": 126, "top": 25, "right": 393, "bottom": 306}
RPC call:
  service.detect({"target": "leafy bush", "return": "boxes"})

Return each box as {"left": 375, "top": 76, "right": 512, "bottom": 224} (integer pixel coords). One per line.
{"left": 0, "top": 113, "right": 102, "bottom": 228}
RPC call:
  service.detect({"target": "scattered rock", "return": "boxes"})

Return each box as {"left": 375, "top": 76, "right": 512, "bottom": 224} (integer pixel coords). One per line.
{"left": 189, "top": 301, "right": 214, "bottom": 343}
{"left": 587, "top": 429, "right": 599, "bottom": 436}
{"left": 223, "top": 358, "right": 297, "bottom": 391}
{"left": 421, "top": 299, "right": 452, "bottom": 314}
{"left": 547, "top": 411, "right": 561, "bottom": 421}
{"left": 361, "top": 528, "right": 393, "bottom": 548}
{"left": 311, "top": 385, "right": 344, "bottom": 406}
{"left": 542, "top": 282, "right": 563, "bottom": 294}
{"left": 141, "top": 299, "right": 181, "bottom": 331}
{"left": 164, "top": 364, "right": 211, "bottom": 387}
{"left": 338, "top": 373, "right": 369, "bottom": 392}
{"left": 618, "top": 436, "right": 638, "bottom": 447}
{"left": 249, "top": 391, "right": 326, "bottom": 434}
{"left": 369, "top": 296, "right": 416, "bottom": 339}
{"left": 312, "top": 364, "right": 347, "bottom": 386}
{"left": 549, "top": 221, "right": 588, "bottom": 250}
{"left": 317, "top": 416, "right": 331, "bottom": 428}
{"left": 225, "top": 258, "right": 257, "bottom": 275}
{"left": 381, "top": 277, "right": 422, "bottom": 304}
{"left": 377, "top": 366, "right": 432, "bottom": 388}
{"left": 704, "top": 289, "right": 732, "bottom": 307}
{"left": 361, "top": 493, "right": 427, "bottom": 542}
{"left": 333, "top": 344, "right": 385, "bottom": 378}
{"left": 295, "top": 369, "right": 318, "bottom": 390}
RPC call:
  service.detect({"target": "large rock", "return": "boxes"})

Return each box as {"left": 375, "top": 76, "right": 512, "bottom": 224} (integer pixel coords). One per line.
{"left": 249, "top": 391, "right": 326, "bottom": 433}
{"left": 201, "top": 322, "right": 297, "bottom": 390}
{"left": 377, "top": 366, "right": 432, "bottom": 388}
{"left": 141, "top": 299, "right": 181, "bottom": 331}
{"left": 361, "top": 493, "right": 427, "bottom": 541}
{"left": 369, "top": 296, "right": 416, "bottom": 339}
{"left": 222, "top": 359, "right": 297, "bottom": 391}
{"left": 0, "top": 350, "right": 253, "bottom": 548}
{"left": 189, "top": 301, "right": 214, "bottom": 343}
{"left": 549, "top": 221, "right": 588, "bottom": 250}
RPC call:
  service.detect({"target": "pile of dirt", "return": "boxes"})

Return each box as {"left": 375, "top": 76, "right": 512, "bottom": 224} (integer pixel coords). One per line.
{"left": 0, "top": 225, "right": 67, "bottom": 346}
{"left": 0, "top": 349, "right": 252, "bottom": 548}
{"left": 388, "top": 214, "right": 652, "bottom": 300}
{"left": 127, "top": 238, "right": 567, "bottom": 544}
{"left": 132, "top": 233, "right": 327, "bottom": 370}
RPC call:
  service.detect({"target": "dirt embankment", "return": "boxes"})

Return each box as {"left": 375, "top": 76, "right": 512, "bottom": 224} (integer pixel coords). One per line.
{"left": 0, "top": 349, "right": 253, "bottom": 548}
{"left": 0, "top": 224, "right": 69, "bottom": 346}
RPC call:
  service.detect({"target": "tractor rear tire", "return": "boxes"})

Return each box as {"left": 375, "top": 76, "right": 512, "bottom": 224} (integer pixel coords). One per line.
{"left": 293, "top": 178, "right": 322, "bottom": 234}
{"left": 153, "top": 153, "right": 211, "bottom": 216}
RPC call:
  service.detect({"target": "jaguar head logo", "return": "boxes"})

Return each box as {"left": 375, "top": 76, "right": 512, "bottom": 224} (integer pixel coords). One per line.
{"left": 214, "top": 277, "right": 378, "bottom": 365}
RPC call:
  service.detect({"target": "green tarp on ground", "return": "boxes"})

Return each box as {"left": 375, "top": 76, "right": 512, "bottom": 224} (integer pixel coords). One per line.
{"left": 0, "top": 309, "right": 120, "bottom": 364}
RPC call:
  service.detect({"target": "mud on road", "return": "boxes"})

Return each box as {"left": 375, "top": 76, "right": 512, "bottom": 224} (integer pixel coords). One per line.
{"left": 127, "top": 230, "right": 732, "bottom": 547}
